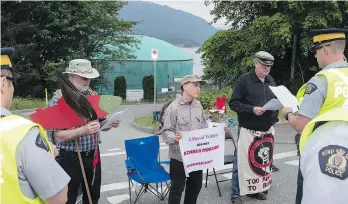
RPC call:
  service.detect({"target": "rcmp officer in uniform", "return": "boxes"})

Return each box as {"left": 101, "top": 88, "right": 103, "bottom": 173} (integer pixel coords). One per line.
{"left": 0, "top": 47, "right": 70, "bottom": 203}
{"left": 282, "top": 28, "right": 348, "bottom": 203}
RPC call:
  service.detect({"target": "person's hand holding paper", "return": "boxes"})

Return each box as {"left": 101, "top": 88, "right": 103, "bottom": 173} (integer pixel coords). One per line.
{"left": 268, "top": 85, "right": 299, "bottom": 113}
{"left": 262, "top": 98, "right": 283, "bottom": 111}
{"left": 253, "top": 107, "right": 265, "bottom": 115}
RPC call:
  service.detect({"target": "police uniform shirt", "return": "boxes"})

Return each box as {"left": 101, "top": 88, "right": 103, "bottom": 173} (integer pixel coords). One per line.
{"left": 298, "top": 60, "right": 348, "bottom": 119}
{"left": 301, "top": 120, "right": 348, "bottom": 204}
{"left": 0, "top": 107, "right": 71, "bottom": 200}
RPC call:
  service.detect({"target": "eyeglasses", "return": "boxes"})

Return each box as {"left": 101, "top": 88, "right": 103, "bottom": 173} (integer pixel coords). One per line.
{"left": 312, "top": 44, "right": 331, "bottom": 52}
{"left": 1, "top": 75, "right": 16, "bottom": 86}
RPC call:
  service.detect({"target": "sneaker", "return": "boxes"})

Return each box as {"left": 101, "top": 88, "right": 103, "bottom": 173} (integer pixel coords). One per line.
{"left": 272, "top": 164, "right": 279, "bottom": 172}
{"left": 247, "top": 192, "right": 267, "bottom": 200}
{"left": 231, "top": 197, "right": 243, "bottom": 204}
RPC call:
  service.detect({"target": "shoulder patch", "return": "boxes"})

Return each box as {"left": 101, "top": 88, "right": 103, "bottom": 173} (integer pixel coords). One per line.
{"left": 35, "top": 134, "right": 49, "bottom": 152}
{"left": 318, "top": 145, "right": 348, "bottom": 180}
{"left": 305, "top": 83, "right": 317, "bottom": 95}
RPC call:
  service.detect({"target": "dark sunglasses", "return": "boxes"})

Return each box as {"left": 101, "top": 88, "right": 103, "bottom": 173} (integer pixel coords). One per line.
{"left": 1, "top": 75, "right": 16, "bottom": 86}
{"left": 312, "top": 44, "right": 331, "bottom": 52}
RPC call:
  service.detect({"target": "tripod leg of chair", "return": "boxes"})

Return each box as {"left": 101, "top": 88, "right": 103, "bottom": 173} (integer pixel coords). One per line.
{"left": 205, "top": 169, "right": 209, "bottom": 188}
{"left": 213, "top": 168, "right": 222, "bottom": 197}
{"left": 128, "top": 178, "right": 132, "bottom": 204}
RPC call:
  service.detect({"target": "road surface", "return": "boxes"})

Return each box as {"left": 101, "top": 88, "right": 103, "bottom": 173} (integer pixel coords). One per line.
{"left": 22, "top": 103, "right": 300, "bottom": 204}
{"left": 97, "top": 104, "right": 299, "bottom": 204}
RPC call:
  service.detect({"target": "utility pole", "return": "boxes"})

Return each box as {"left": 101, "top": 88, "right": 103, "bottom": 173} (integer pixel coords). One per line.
{"left": 151, "top": 48, "right": 158, "bottom": 113}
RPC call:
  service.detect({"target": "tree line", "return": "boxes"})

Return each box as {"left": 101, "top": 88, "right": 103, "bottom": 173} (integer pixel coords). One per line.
{"left": 1, "top": 1, "right": 139, "bottom": 98}
{"left": 199, "top": 1, "right": 348, "bottom": 93}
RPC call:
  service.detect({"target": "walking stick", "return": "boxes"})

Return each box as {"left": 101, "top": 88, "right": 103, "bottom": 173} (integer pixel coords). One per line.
{"left": 75, "top": 140, "right": 93, "bottom": 204}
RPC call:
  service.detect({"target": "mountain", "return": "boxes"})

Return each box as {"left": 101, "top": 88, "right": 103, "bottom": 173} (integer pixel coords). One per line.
{"left": 118, "top": 1, "right": 219, "bottom": 47}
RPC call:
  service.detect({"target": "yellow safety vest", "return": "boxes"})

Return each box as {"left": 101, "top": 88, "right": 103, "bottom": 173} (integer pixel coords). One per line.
{"left": 0, "top": 115, "right": 54, "bottom": 203}
{"left": 297, "top": 68, "right": 348, "bottom": 153}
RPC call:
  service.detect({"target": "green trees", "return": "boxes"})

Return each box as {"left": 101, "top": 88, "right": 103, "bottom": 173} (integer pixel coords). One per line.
{"left": 200, "top": 1, "right": 348, "bottom": 93}
{"left": 1, "top": 1, "right": 139, "bottom": 97}
{"left": 114, "top": 76, "right": 126, "bottom": 99}
{"left": 142, "top": 75, "right": 154, "bottom": 101}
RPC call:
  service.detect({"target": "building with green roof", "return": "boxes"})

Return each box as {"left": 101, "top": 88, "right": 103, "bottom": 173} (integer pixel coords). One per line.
{"left": 94, "top": 35, "right": 193, "bottom": 101}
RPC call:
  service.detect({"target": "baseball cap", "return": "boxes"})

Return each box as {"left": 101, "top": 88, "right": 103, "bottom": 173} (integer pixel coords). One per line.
{"left": 181, "top": 75, "right": 207, "bottom": 85}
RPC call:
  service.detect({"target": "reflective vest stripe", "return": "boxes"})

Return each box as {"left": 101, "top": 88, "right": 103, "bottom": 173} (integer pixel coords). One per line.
{"left": 328, "top": 69, "right": 348, "bottom": 85}
{"left": 0, "top": 117, "right": 32, "bottom": 131}
{"left": 298, "top": 68, "right": 348, "bottom": 153}
{"left": 1, "top": 115, "right": 51, "bottom": 203}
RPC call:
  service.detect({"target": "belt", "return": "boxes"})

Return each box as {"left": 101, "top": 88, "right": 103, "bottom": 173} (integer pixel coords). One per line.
{"left": 59, "top": 149, "right": 95, "bottom": 157}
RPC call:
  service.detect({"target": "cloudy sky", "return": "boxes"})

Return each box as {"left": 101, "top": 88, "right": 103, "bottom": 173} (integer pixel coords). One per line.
{"left": 142, "top": 0, "right": 228, "bottom": 29}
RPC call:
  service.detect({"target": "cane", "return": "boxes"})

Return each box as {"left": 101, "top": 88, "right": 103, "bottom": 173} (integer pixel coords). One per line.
{"left": 75, "top": 140, "right": 93, "bottom": 204}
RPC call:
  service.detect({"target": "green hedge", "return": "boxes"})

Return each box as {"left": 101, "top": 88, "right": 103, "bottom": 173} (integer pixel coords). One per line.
{"left": 142, "top": 75, "right": 154, "bottom": 101}
{"left": 114, "top": 76, "right": 126, "bottom": 99}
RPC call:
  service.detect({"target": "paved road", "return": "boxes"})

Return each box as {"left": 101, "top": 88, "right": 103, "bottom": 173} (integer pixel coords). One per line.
{"left": 23, "top": 104, "right": 300, "bottom": 204}
{"left": 96, "top": 104, "right": 299, "bottom": 204}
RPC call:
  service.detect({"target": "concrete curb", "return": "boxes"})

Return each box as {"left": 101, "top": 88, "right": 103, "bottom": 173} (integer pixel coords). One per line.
{"left": 130, "top": 120, "right": 290, "bottom": 134}
{"left": 130, "top": 121, "right": 157, "bottom": 134}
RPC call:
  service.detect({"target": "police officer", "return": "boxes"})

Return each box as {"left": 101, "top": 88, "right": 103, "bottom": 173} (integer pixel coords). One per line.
{"left": 282, "top": 28, "right": 348, "bottom": 203}
{"left": 0, "top": 47, "right": 70, "bottom": 203}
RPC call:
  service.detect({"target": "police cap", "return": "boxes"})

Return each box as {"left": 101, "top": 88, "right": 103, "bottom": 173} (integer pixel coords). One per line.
{"left": 254, "top": 51, "right": 274, "bottom": 66}
{"left": 0, "top": 47, "right": 20, "bottom": 80}
{"left": 309, "top": 28, "right": 348, "bottom": 52}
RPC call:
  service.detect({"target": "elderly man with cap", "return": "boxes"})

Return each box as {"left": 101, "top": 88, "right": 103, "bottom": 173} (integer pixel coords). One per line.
{"left": 0, "top": 47, "right": 70, "bottom": 203}
{"left": 47, "top": 59, "right": 120, "bottom": 204}
{"left": 282, "top": 28, "right": 348, "bottom": 203}
{"left": 161, "top": 75, "right": 210, "bottom": 204}
{"left": 228, "top": 51, "right": 279, "bottom": 204}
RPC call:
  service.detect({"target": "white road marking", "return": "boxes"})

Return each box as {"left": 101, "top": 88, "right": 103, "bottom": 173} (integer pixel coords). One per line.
{"left": 100, "top": 150, "right": 297, "bottom": 192}
{"left": 106, "top": 194, "right": 129, "bottom": 204}
{"left": 101, "top": 146, "right": 169, "bottom": 157}
{"left": 101, "top": 182, "right": 129, "bottom": 193}
{"left": 101, "top": 150, "right": 298, "bottom": 203}
{"left": 273, "top": 150, "right": 298, "bottom": 159}
{"left": 285, "top": 159, "right": 299, "bottom": 166}
{"left": 107, "top": 148, "right": 121, "bottom": 152}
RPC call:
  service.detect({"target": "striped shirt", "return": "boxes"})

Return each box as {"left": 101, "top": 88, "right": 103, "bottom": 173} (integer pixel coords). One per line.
{"left": 46, "top": 89, "right": 100, "bottom": 152}
{"left": 161, "top": 96, "right": 208, "bottom": 162}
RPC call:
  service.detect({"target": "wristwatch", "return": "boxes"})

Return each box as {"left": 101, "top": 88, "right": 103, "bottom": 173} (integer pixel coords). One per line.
{"left": 284, "top": 112, "right": 291, "bottom": 121}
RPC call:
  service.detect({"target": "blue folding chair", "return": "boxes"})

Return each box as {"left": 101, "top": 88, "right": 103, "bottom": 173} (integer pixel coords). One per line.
{"left": 124, "top": 135, "right": 171, "bottom": 204}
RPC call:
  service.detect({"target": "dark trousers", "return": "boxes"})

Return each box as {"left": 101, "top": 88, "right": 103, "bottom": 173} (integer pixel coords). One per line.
{"left": 295, "top": 159, "right": 303, "bottom": 204}
{"left": 294, "top": 134, "right": 303, "bottom": 204}
{"left": 57, "top": 149, "right": 102, "bottom": 204}
{"left": 168, "top": 158, "right": 203, "bottom": 204}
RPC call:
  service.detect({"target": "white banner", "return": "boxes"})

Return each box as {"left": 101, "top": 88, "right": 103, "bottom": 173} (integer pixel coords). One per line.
{"left": 238, "top": 126, "right": 275, "bottom": 195}
{"left": 179, "top": 124, "right": 225, "bottom": 176}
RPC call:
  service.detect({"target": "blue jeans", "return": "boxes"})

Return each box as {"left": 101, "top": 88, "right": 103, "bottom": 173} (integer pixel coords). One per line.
{"left": 231, "top": 126, "right": 241, "bottom": 198}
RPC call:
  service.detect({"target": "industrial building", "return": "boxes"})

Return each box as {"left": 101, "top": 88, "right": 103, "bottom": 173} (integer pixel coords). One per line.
{"left": 93, "top": 35, "right": 193, "bottom": 101}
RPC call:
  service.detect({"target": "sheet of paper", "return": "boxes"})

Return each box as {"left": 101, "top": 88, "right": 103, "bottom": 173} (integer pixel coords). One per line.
{"left": 100, "top": 108, "right": 128, "bottom": 130}
{"left": 262, "top": 99, "right": 283, "bottom": 111}
{"left": 269, "top": 85, "right": 299, "bottom": 112}
{"left": 179, "top": 127, "right": 225, "bottom": 177}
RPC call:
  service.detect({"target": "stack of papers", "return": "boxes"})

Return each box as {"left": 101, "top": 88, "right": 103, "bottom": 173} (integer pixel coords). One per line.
{"left": 266, "top": 85, "right": 299, "bottom": 113}
{"left": 262, "top": 98, "right": 283, "bottom": 111}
